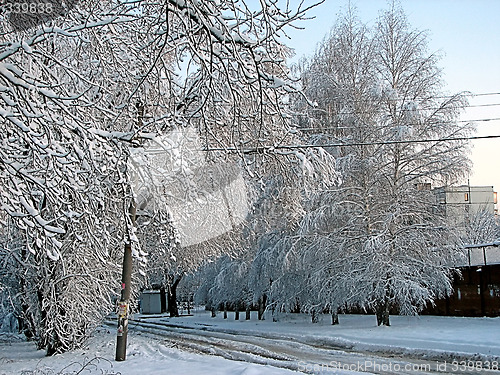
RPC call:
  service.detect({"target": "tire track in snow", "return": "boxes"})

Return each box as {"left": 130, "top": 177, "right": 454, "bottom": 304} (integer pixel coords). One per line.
{"left": 105, "top": 318, "right": 498, "bottom": 375}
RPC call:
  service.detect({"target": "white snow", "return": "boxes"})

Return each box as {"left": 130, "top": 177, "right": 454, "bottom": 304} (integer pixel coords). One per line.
{"left": 136, "top": 311, "right": 500, "bottom": 360}
{"left": 1, "top": 312, "right": 499, "bottom": 374}
{"left": 0, "top": 329, "right": 296, "bottom": 375}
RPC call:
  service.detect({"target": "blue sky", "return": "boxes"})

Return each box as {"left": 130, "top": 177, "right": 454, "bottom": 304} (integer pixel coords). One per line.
{"left": 264, "top": 0, "right": 500, "bottom": 192}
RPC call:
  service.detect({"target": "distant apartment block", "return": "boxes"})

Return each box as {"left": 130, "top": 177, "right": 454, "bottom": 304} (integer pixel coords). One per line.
{"left": 423, "top": 185, "right": 500, "bottom": 317}
{"left": 433, "top": 185, "right": 497, "bottom": 229}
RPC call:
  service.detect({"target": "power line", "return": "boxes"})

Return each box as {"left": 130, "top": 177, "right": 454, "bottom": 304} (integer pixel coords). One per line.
{"left": 460, "top": 103, "right": 500, "bottom": 109}
{"left": 309, "top": 103, "right": 500, "bottom": 115}
{"left": 297, "top": 117, "right": 500, "bottom": 132}
{"left": 298, "top": 134, "right": 500, "bottom": 148}
{"left": 297, "top": 91, "right": 500, "bottom": 105}
{"left": 300, "top": 101, "right": 500, "bottom": 121}
{"left": 471, "top": 92, "right": 500, "bottom": 97}
{"left": 204, "top": 133, "right": 500, "bottom": 154}
{"left": 456, "top": 117, "right": 500, "bottom": 123}
{"left": 201, "top": 92, "right": 500, "bottom": 153}
{"left": 430, "top": 92, "right": 500, "bottom": 100}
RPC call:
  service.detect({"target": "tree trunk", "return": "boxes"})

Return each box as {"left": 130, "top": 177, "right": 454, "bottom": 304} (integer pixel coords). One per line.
{"left": 257, "top": 294, "right": 267, "bottom": 320}
{"left": 19, "top": 246, "right": 36, "bottom": 340}
{"left": 311, "top": 309, "right": 319, "bottom": 324}
{"left": 223, "top": 303, "right": 228, "bottom": 319}
{"left": 116, "top": 200, "right": 136, "bottom": 361}
{"left": 46, "top": 335, "right": 61, "bottom": 357}
{"left": 375, "top": 299, "right": 390, "bottom": 326}
{"left": 20, "top": 297, "right": 36, "bottom": 341}
{"left": 160, "top": 286, "right": 167, "bottom": 313}
{"left": 331, "top": 310, "right": 339, "bottom": 325}
{"left": 167, "top": 275, "right": 182, "bottom": 317}
{"left": 37, "top": 289, "right": 47, "bottom": 351}
{"left": 235, "top": 303, "right": 240, "bottom": 321}
{"left": 272, "top": 303, "right": 278, "bottom": 322}
{"left": 245, "top": 305, "right": 251, "bottom": 320}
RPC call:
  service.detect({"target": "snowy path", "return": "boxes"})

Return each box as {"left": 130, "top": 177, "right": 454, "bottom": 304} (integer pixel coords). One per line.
{"left": 2, "top": 314, "right": 499, "bottom": 374}
{"left": 0, "top": 330, "right": 300, "bottom": 375}
{"left": 105, "top": 315, "right": 500, "bottom": 375}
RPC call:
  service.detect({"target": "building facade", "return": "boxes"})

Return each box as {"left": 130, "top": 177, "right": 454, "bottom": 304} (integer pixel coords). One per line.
{"left": 433, "top": 185, "right": 497, "bottom": 226}
{"left": 423, "top": 185, "right": 500, "bottom": 317}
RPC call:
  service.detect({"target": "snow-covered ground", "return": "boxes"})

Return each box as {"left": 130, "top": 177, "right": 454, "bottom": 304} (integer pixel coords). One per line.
{"left": 1, "top": 311, "right": 499, "bottom": 374}
{"left": 171, "top": 310, "right": 500, "bottom": 360}
{"left": 0, "top": 327, "right": 296, "bottom": 375}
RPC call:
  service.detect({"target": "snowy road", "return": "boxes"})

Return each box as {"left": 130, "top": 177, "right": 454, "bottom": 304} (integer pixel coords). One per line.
{"left": 107, "top": 316, "right": 499, "bottom": 375}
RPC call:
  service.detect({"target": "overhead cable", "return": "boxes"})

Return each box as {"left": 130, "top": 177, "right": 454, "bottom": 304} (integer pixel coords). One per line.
{"left": 204, "top": 134, "right": 500, "bottom": 154}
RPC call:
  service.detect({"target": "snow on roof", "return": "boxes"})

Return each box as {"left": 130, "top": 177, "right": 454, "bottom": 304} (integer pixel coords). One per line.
{"left": 464, "top": 240, "right": 500, "bottom": 249}
{"left": 461, "top": 242, "right": 500, "bottom": 267}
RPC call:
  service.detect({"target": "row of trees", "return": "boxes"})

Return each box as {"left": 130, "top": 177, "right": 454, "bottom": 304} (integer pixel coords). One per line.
{"left": 189, "top": 3, "right": 481, "bottom": 326}
{"left": 0, "top": 0, "right": 491, "bottom": 356}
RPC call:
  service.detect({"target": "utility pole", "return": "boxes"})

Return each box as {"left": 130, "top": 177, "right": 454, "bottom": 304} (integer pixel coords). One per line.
{"left": 116, "top": 101, "right": 143, "bottom": 361}
{"left": 116, "top": 200, "right": 136, "bottom": 361}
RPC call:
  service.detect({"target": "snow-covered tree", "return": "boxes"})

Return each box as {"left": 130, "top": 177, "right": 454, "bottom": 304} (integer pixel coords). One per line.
{"left": 0, "top": 17, "right": 127, "bottom": 354}
{"left": 463, "top": 207, "right": 499, "bottom": 246}
{"left": 137, "top": 209, "right": 245, "bottom": 317}
{"left": 292, "top": 3, "right": 473, "bottom": 325}
{"left": 0, "top": 0, "right": 329, "bottom": 354}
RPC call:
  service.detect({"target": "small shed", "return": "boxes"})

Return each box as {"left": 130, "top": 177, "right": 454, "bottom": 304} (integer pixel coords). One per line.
{"left": 140, "top": 290, "right": 162, "bottom": 314}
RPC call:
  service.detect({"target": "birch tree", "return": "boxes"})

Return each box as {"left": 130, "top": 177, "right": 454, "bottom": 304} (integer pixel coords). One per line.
{"left": 463, "top": 208, "right": 499, "bottom": 246}
{"left": 293, "top": 3, "right": 472, "bottom": 325}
